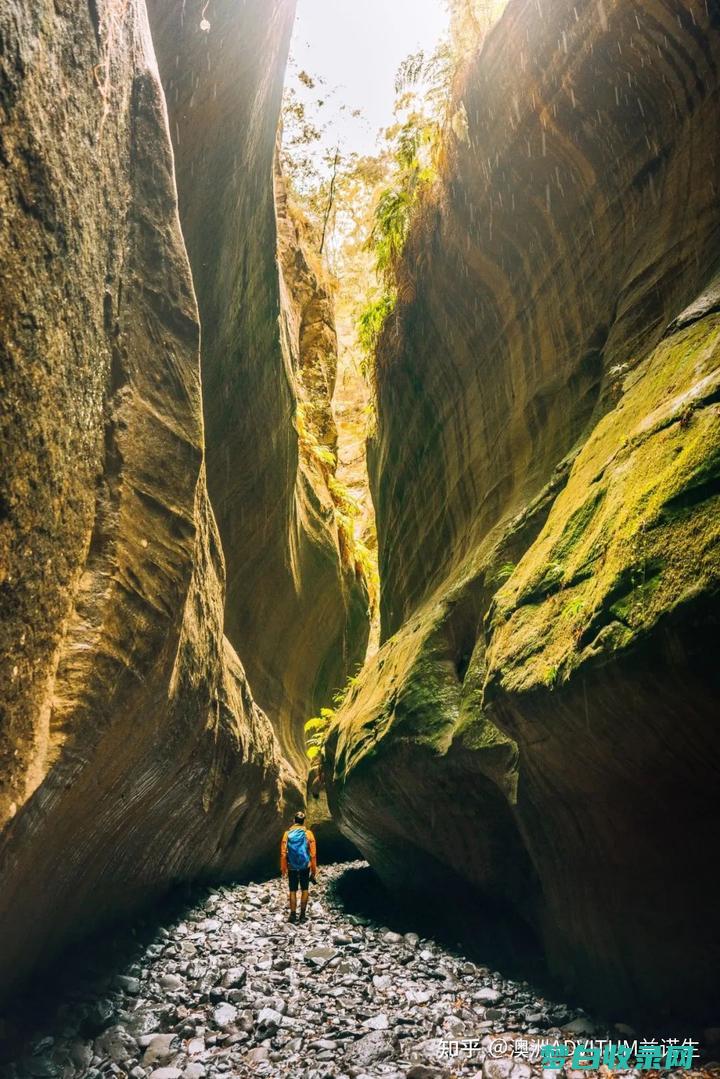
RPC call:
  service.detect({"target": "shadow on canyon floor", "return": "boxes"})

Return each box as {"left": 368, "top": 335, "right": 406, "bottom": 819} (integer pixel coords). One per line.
{"left": 329, "top": 864, "right": 557, "bottom": 996}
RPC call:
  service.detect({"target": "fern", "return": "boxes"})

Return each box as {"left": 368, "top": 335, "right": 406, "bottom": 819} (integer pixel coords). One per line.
{"left": 303, "top": 674, "right": 364, "bottom": 761}
{"left": 358, "top": 291, "right": 397, "bottom": 363}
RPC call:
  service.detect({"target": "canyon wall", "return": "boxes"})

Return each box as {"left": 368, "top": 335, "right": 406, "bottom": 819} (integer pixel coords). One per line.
{"left": 0, "top": 0, "right": 303, "bottom": 996}
{"left": 326, "top": 0, "right": 720, "bottom": 1020}
{"left": 147, "top": 0, "right": 370, "bottom": 777}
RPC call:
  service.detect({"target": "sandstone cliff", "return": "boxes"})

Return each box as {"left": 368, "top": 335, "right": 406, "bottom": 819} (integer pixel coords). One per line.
{"left": 0, "top": 0, "right": 301, "bottom": 995}
{"left": 326, "top": 0, "right": 720, "bottom": 1020}
{"left": 147, "top": 0, "right": 370, "bottom": 777}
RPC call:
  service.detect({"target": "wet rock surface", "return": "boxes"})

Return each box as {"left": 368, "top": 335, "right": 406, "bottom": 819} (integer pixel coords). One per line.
{"left": 0, "top": 864, "right": 613, "bottom": 1079}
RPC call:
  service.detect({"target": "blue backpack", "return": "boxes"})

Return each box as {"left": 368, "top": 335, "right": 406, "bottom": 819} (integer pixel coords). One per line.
{"left": 286, "top": 826, "right": 310, "bottom": 870}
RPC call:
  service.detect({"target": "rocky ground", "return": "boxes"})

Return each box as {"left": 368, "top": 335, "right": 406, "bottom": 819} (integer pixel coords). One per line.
{"left": 0, "top": 863, "right": 711, "bottom": 1079}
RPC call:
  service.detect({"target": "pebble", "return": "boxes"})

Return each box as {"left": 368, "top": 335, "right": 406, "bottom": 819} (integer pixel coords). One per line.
{"left": 142, "top": 1033, "right": 179, "bottom": 1066}
{"left": 362, "top": 1013, "right": 389, "bottom": 1030}
{"left": 476, "top": 988, "right": 503, "bottom": 1005}
{"left": 211, "top": 1003, "right": 237, "bottom": 1029}
{"left": 1, "top": 862, "right": 610, "bottom": 1078}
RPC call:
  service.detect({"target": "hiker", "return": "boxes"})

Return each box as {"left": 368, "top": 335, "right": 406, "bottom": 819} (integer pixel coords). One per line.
{"left": 280, "top": 811, "right": 317, "bottom": 924}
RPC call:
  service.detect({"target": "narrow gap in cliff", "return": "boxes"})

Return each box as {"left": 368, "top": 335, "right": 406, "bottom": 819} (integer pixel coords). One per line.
{"left": 279, "top": 0, "right": 458, "bottom": 665}
{"left": 279, "top": 1, "right": 510, "bottom": 667}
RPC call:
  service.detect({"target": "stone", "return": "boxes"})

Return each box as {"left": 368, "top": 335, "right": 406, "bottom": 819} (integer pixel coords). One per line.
{"left": 362, "top": 1014, "right": 389, "bottom": 1030}
{"left": 221, "top": 967, "right": 247, "bottom": 990}
{"left": 510, "top": 1064, "right": 533, "bottom": 1079}
{"left": 115, "top": 976, "right": 141, "bottom": 995}
{"left": 382, "top": 932, "right": 404, "bottom": 945}
{"left": 407, "top": 990, "right": 433, "bottom": 1005}
{"left": 182, "top": 1066, "right": 206, "bottom": 1079}
{"left": 149, "top": 1071, "right": 182, "bottom": 1079}
{"left": 482, "top": 1061, "right": 513, "bottom": 1079}
{"left": 212, "top": 1004, "right": 238, "bottom": 1030}
{"left": 128, "top": 1012, "right": 162, "bottom": 1038}
{"left": 255, "top": 1008, "right": 283, "bottom": 1036}
{"left": 142, "top": 1034, "right": 180, "bottom": 1067}
{"left": 563, "top": 1017, "right": 595, "bottom": 1036}
{"left": 245, "top": 1047, "right": 270, "bottom": 1065}
{"left": 95, "top": 1025, "right": 139, "bottom": 1063}
{"left": 352, "top": 1030, "right": 394, "bottom": 1066}
{"left": 0, "top": 865, "right": 610, "bottom": 1079}
{"left": 81, "top": 1000, "right": 116, "bottom": 1036}
{"left": 476, "top": 989, "right": 503, "bottom": 1005}
{"left": 305, "top": 947, "right": 336, "bottom": 966}
{"left": 68, "top": 1041, "right": 93, "bottom": 1069}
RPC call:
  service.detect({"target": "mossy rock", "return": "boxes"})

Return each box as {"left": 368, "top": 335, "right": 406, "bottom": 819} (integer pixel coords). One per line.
{"left": 487, "top": 312, "right": 720, "bottom": 698}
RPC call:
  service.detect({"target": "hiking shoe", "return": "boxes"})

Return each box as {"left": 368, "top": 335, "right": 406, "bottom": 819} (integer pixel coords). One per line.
{"left": 289, "top": 912, "right": 297, "bottom": 924}
{"left": 298, "top": 912, "right": 307, "bottom": 923}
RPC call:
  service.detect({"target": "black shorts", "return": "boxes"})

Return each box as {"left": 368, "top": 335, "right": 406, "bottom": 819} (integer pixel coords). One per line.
{"left": 288, "top": 867, "right": 310, "bottom": 891}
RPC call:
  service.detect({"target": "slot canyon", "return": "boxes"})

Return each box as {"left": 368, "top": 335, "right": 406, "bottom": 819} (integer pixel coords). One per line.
{"left": 1, "top": 0, "right": 719, "bottom": 1076}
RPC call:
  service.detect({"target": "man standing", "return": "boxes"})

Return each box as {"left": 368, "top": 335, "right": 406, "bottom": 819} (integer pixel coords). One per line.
{"left": 280, "top": 811, "right": 317, "bottom": 923}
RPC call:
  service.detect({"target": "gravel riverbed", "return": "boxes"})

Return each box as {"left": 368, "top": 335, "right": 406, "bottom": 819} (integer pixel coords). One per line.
{"left": 0, "top": 862, "right": 692, "bottom": 1079}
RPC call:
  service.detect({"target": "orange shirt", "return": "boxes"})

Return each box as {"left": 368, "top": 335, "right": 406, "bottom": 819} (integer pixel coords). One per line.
{"left": 280, "top": 826, "right": 317, "bottom": 875}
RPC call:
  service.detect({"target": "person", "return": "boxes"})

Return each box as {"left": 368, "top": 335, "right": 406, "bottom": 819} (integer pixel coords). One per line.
{"left": 280, "top": 811, "right": 317, "bottom": 924}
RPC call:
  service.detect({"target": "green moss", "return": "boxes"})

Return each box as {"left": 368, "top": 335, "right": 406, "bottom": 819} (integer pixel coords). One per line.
{"left": 488, "top": 312, "right": 720, "bottom": 696}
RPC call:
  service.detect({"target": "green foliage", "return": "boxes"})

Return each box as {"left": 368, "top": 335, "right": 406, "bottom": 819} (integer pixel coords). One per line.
{"left": 304, "top": 707, "right": 335, "bottom": 760}
{"left": 356, "top": 46, "right": 453, "bottom": 377}
{"left": 372, "top": 186, "right": 415, "bottom": 279}
{"left": 303, "top": 678, "right": 362, "bottom": 761}
{"left": 562, "top": 597, "right": 586, "bottom": 619}
{"left": 358, "top": 292, "right": 397, "bottom": 369}
{"left": 543, "top": 664, "right": 559, "bottom": 689}
{"left": 294, "top": 403, "right": 336, "bottom": 473}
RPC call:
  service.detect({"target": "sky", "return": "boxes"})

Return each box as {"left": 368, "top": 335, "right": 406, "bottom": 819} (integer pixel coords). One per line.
{"left": 288, "top": 0, "right": 451, "bottom": 159}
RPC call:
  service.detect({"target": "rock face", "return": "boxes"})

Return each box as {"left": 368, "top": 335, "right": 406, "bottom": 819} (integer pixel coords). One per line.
{"left": 326, "top": 0, "right": 720, "bottom": 1020}
{"left": 147, "top": 0, "right": 370, "bottom": 775}
{"left": 0, "top": 0, "right": 301, "bottom": 996}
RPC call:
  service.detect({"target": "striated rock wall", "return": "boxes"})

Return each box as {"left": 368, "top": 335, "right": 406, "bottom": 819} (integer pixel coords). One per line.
{"left": 327, "top": 0, "right": 720, "bottom": 1020}
{"left": 147, "top": 1, "right": 370, "bottom": 777}
{"left": 0, "top": 0, "right": 300, "bottom": 996}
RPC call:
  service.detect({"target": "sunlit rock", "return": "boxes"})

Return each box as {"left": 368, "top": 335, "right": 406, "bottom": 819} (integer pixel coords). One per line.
{"left": 326, "top": 0, "right": 720, "bottom": 1020}
{"left": 147, "top": 0, "right": 370, "bottom": 776}
{"left": 0, "top": 0, "right": 300, "bottom": 997}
